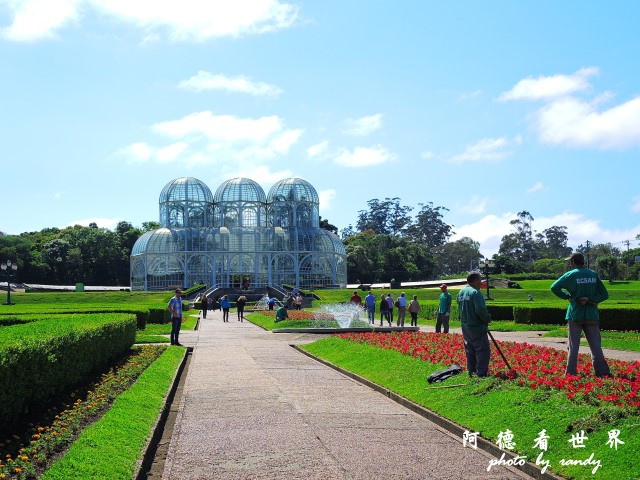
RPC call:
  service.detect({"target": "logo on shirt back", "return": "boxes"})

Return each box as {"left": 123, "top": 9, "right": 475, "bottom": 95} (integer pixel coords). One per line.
{"left": 576, "top": 277, "right": 596, "bottom": 284}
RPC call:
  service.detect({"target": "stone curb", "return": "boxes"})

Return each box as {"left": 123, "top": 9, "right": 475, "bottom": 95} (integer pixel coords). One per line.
{"left": 135, "top": 346, "right": 192, "bottom": 480}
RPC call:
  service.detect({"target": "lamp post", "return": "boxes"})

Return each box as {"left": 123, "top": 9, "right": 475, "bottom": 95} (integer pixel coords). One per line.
{"left": 1, "top": 260, "right": 18, "bottom": 305}
{"left": 478, "top": 259, "right": 495, "bottom": 300}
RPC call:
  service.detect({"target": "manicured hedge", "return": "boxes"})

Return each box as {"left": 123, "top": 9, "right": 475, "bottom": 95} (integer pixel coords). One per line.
{"left": 0, "top": 313, "right": 137, "bottom": 431}
{"left": 513, "top": 305, "right": 640, "bottom": 330}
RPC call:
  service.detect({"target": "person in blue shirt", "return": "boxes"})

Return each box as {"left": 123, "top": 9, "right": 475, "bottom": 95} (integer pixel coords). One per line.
{"left": 436, "top": 284, "right": 452, "bottom": 333}
{"left": 457, "top": 273, "right": 491, "bottom": 377}
{"left": 167, "top": 289, "right": 184, "bottom": 346}
{"left": 364, "top": 291, "right": 376, "bottom": 324}
{"left": 551, "top": 252, "right": 611, "bottom": 377}
{"left": 220, "top": 295, "right": 231, "bottom": 322}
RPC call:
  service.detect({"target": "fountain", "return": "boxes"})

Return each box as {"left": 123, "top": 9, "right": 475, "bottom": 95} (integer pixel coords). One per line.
{"left": 317, "top": 303, "right": 368, "bottom": 328}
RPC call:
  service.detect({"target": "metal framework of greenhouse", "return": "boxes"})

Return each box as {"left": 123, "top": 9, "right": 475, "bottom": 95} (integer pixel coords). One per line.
{"left": 130, "top": 177, "right": 347, "bottom": 292}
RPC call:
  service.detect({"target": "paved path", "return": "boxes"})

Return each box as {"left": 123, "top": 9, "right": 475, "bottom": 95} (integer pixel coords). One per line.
{"left": 162, "top": 311, "right": 533, "bottom": 480}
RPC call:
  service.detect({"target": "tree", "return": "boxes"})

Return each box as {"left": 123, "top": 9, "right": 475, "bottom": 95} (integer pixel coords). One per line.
{"left": 142, "top": 221, "right": 160, "bottom": 232}
{"left": 535, "top": 226, "right": 572, "bottom": 259}
{"left": 356, "top": 197, "right": 413, "bottom": 236}
{"left": 319, "top": 216, "right": 338, "bottom": 234}
{"left": 595, "top": 255, "right": 620, "bottom": 282}
{"left": 405, "top": 202, "right": 454, "bottom": 249}
{"left": 435, "top": 237, "right": 481, "bottom": 277}
{"left": 498, "top": 211, "right": 536, "bottom": 263}
{"left": 340, "top": 224, "right": 356, "bottom": 240}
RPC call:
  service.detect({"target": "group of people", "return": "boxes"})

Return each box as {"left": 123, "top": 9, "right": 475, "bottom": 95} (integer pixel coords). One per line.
{"left": 198, "top": 293, "right": 247, "bottom": 322}
{"left": 171, "top": 252, "right": 611, "bottom": 380}
{"left": 351, "top": 290, "right": 435, "bottom": 328}
{"left": 458, "top": 252, "right": 610, "bottom": 379}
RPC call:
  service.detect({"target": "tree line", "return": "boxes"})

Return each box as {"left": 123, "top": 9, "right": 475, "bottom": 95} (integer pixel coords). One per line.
{"left": 1, "top": 202, "right": 639, "bottom": 286}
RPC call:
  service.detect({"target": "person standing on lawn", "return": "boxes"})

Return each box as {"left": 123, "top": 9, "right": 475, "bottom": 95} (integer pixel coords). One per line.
{"left": 386, "top": 293, "right": 395, "bottom": 324}
{"left": 396, "top": 292, "right": 408, "bottom": 326}
{"left": 551, "top": 252, "right": 611, "bottom": 378}
{"left": 457, "top": 272, "right": 491, "bottom": 377}
{"left": 167, "top": 289, "right": 184, "bottom": 346}
{"left": 436, "top": 284, "right": 452, "bottom": 333}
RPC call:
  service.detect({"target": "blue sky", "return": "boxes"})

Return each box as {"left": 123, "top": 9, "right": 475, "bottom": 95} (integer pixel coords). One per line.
{"left": 2, "top": 1, "right": 640, "bottom": 257}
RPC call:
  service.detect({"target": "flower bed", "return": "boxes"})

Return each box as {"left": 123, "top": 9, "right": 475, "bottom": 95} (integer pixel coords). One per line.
{"left": 337, "top": 331, "right": 640, "bottom": 412}
{"left": 0, "top": 345, "right": 166, "bottom": 479}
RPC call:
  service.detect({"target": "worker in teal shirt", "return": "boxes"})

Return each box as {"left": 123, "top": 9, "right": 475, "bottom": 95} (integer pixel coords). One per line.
{"left": 457, "top": 272, "right": 491, "bottom": 377}
{"left": 436, "top": 284, "right": 452, "bottom": 333}
{"left": 551, "top": 252, "right": 610, "bottom": 377}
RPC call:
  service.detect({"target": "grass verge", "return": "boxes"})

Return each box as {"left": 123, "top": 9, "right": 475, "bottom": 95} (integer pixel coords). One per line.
{"left": 40, "top": 346, "right": 185, "bottom": 480}
{"left": 300, "top": 336, "right": 639, "bottom": 480}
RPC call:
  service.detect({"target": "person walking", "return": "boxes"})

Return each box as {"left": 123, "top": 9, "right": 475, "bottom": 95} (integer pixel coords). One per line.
{"left": 267, "top": 296, "right": 276, "bottom": 311}
{"left": 551, "top": 252, "right": 611, "bottom": 377}
{"left": 396, "top": 292, "right": 408, "bottom": 326}
{"left": 436, "top": 284, "right": 452, "bottom": 333}
{"left": 386, "top": 293, "right": 395, "bottom": 324}
{"left": 408, "top": 294, "right": 420, "bottom": 327}
{"left": 364, "top": 290, "right": 376, "bottom": 324}
{"left": 220, "top": 295, "right": 231, "bottom": 322}
{"left": 167, "top": 289, "right": 184, "bottom": 346}
{"left": 379, "top": 294, "right": 390, "bottom": 326}
{"left": 236, "top": 295, "right": 247, "bottom": 322}
{"left": 201, "top": 293, "right": 208, "bottom": 319}
{"left": 457, "top": 272, "right": 492, "bottom": 377}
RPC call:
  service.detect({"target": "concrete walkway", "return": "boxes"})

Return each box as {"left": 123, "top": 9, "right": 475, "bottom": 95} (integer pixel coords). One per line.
{"left": 161, "top": 310, "right": 535, "bottom": 480}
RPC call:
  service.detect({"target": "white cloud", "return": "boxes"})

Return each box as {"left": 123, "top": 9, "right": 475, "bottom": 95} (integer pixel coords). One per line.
{"left": 499, "top": 67, "right": 598, "bottom": 101}
{"left": 318, "top": 189, "right": 336, "bottom": 213}
{"left": 420, "top": 150, "right": 435, "bottom": 160}
{"left": 458, "top": 90, "right": 482, "bottom": 101}
{"left": 631, "top": 196, "right": 640, "bottom": 214}
{"left": 333, "top": 145, "right": 395, "bottom": 168}
{"left": 92, "top": 0, "right": 299, "bottom": 41}
{"left": 113, "top": 111, "right": 303, "bottom": 166}
{"left": 457, "top": 195, "right": 489, "bottom": 215}
{"left": 113, "top": 142, "right": 154, "bottom": 164}
{"left": 178, "top": 71, "right": 283, "bottom": 97}
{"left": 0, "top": 0, "right": 82, "bottom": 41}
{"left": 307, "top": 140, "right": 329, "bottom": 158}
{"left": 1, "top": 0, "right": 298, "bottom": 42}
{"left": 53, "top": 192, "right": 62, "bottom": 200}
{"left": 343, "top": 114, "right": 383, "bottom": 136}
{"left": 449, "top": 136, "right": 520, "bottom": 163}
{"left": 527, "top": 182, "right": 546, "bottom": 193}
{"left": 156, "top": 142, "right": 189, "bottom": 163}
{"left": 454, "top": 210, "right": 640, "bottom": 258}
{"left": 534, "top": 96, "right": 640, "bottom": 149}
{"left": 67, "top": 217, "right": 119, "bottom": 229}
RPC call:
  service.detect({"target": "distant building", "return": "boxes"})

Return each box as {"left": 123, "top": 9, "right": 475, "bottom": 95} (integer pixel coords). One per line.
{"left": 130, "top": 177, "right": 347, "bottom": 291}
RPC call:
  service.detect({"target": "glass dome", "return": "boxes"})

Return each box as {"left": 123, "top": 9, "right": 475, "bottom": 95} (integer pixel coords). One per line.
{"left": 160, "top": 177, "right": 214, "bottom": 204}
{"left": 267, "top": 178, "right": 319, "bottom": 204}
{"left": 131, "top": 228, "right": 182, "bottom": 255}
{"left": 214, "top": 177, "right": 266, "bottom": 203}
{"left": 159, "top": 177, "right": 214, "bottom": 228}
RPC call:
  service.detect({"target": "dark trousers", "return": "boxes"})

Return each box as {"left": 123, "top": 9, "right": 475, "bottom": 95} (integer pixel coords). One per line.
{"left": 436, "top": 313, "right": 450, "bottom": 333}
{"left": 237, "top": 307, "right": 245, "bottom": 321}
{"left": 410, "top": 311, "right": 418, "bottom": 326}
{"left": 170, "top": 317, "right": 181, "bottom": 344}
{"left": 461, "top": 324, "right": 490, "bottom": 376}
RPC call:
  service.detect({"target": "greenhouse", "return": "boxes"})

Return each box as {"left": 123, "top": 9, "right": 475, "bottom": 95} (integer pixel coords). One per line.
{"left": 130, "top": 177, "right": 347, "bottom": 291}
